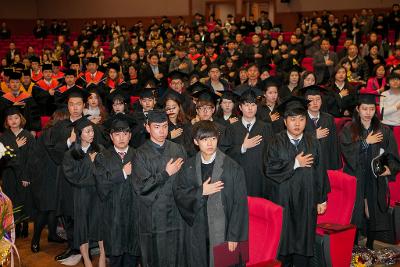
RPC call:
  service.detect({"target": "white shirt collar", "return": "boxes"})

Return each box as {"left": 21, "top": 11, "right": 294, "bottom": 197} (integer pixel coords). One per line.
{"left": 308, "top": 111, "right": 320, "bottom": 119}
{"left": 114, "top": 146, "right": 129, "bottom": 154}
{"left": 335, "top": 82, "right": 345, "bottom": 90}
{"left": 223, "top": 114, "right": 231, "bottom": 120}
{"left": 201, "top": 152, "right": 217, "bottom": 164}
{"left": 287, "top": 131, "right": 303, "bottom": 143}
{"left": 242, "top": 117, "right": 256, "bottom": 128}
{"left": 82, "top": 144, "right": 90, "bottom": 153}
{"left": 12, "top": 128, "right": 23, "bottom": 136}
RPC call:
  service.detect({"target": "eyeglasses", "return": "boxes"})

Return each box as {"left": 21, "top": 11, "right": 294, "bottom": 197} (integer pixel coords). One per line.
{"left": 197, "top": 106, "right": 213, "bottom": 112}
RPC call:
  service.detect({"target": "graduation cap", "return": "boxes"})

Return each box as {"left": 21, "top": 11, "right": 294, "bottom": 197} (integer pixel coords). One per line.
{"left": 3, "top": 68, "right": 13, "bottom": 77}
{"left": 276, "top": 96, "right": 310, "bottom": 117}
{"left": 42, "top": 64, "right": 53, "bottom": 71}
{"left": 192, "top": 89, "right": 221, "bottom": 105}
{"left": 107, "top": 63, "right": 120, "bottom": 72}
{"left": 237, "top": 89, "right": 263, "bottom": 104}
{"left": 161, "top": 89, "right": 185, "bottom": 105}
{"left": 70, "top": 116, "right": 93, "bottom": 134}
{"left": 64, "top": 86, "right": 89, "bottom": 102}
{"left": 29, "top": 56, "right": 40, "bottom": 63}
{"left": 13, "top": 63, "right": 25, "bottom": 72}
{"left": 4, "top": 106, "right": 22, "bottom": 117}
{"left": 52, "top": 61, "right": 61, "bottom": 67}
{"left": 109, "top": 113, "right": 135, "bottom": 132}
{"left": 146, "top": 109, "right": 168, "bottom": 124}
{"left": 68, "top": 56, "right": 80, "bottom": 65}
{"left": 356, "top": 92, "right": 383, "bottom": 105}
{"left": 9, "top": 71, "right": 22, "bottom": 80}
{"left": 64, "top": 68, "right": 77, "bottom": 77}
{"left": 87, "top": 57, "right": 99, "bottom": 65}
{"left": 186, "top": 81, "right": 211, "bottom": 95}
{"left": 220, "top": 90, "right": 238, "bottom": 102}
{"left": 138, "top": 87, "right": 156, "bottom": 99}
{"left": 168, "top": 70, "right": 188, "bottom": 81}
{"left": 22, "top": 69, "right": 31, "bottom": 76}
{"left": 298, "top": 85, "right": 328, "bottom": 97}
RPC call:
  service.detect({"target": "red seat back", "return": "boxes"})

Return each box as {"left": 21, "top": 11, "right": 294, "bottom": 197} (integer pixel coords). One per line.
{"left": 247, "top": 197, "right": 283, "bottom": 266}
{"left": 317, "top": 170, "right": 357, "bottom": 225}
{"left": 393, "top": 126, "right": 400, "bottom": 154}
{"left": 389, "top": 174, "right": 400, "bottom": 207}
{"left": 130, "top": 96, "right": 140, "bottom": 105}
{"left": 40, "top": 116, "right": 51, "bottom": 129}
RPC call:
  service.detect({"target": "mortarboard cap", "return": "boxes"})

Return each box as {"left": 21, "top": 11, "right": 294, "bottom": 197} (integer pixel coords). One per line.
{"left": 13, "top": 63, "right": 25, "bottom": 72}
{"left": 3, "top": 68, "right": 13, "bottom": 77}
{"left": 146, "top": 109, "right": 168, "bottom": 124}
{"left": 68, "top": 56, "right": 80, "bottom": 65}
{"left": 162, "top": 89, "right": 185, "bottom": 105}
{"left": 357, "top": 92, "right": 383, "bottom": 105}
{"left": 64, "top": 86, "right": 89, "bottom": 102}
{"left": 22, "top": 69, "right": 31, "bottom": 76}
{"left": 42, "top": 64, "right": 53, "bottom": 71}
{"left": 192, "top": 89, "right": 221, "bottom": 105}
{"left": 138, "top": 87, "right": 156, "bottom": 99}
{"left": 187, "top": 81, "right": 211, "bottom": 95}
{"left": 107, "top": 63, "right": 120, "bottom": 72}
{"left": 4, "top": 106, "right": 22, "bottom": 117}
{"left": 29, "top": 56, "right": 40, "bottom": 63}
{"left": 237, "top": 88, "right": 263, "bottom": 104}
{"left": 87, "top": 57, "right": 99, "bottom": 65}
{"left": 70, "top": 116, "right": 93, "bottom": 134}
{"left": 168, "top": 70, "right": 188, "bottom": 81}
{"left": 9, "top": 71, "right": 22, "bottom": 80}
{"left": 109, "top": 113, "right": 134, "bottom": 132}
{"left": 298, "top": 85, "right": 328, "bottom": 97}
{"left": 52, "top": 61, "right": 61, "bottom": 67}
{"left": 64, "top": 68, "right": 77, "bottom": 76}
{"left": 276, "top": 96, "right": 310, "bottom": 116}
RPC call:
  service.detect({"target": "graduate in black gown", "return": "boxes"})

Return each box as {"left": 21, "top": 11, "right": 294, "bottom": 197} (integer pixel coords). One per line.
{"left": 95, "top": 114, "right": 140, "bottom": 267}
{"left": 264, "top": 96, "right": 330, "bottom": 267}
{"left": 340, "top": 93, "right": 400, "bottom": 249}
{"left": 300, "top": 85, "right": 342, "bottom": 170}
{"left": 62, "top": 117, "right": 106, "bottom": 267}
{"left": 163, "top": 89, "right": 192, "bottom": 150}
{"left": 30, "top": 109, "right": 69, "bottom": 253}
{"left": 0, "top": 107, "right": 35, "bottom": 238}
{"left": 173, "top": 120, "right": 248, "bottom": 267}
{"left": 256, "top": 81, "right": 285, "bottom": 134}
{"left": 213, "top": 91, "right": 239, "bottom": 127}
{"left": 130, "top": 88, "right": 157, "bottom": 148}
{"left": 221, "top": 90, "right": 273, "bottom": 198}
{"left": 132, "top": 110, "right": 187, "bottom": 267}
{"left": 0, "top": 71, "right": 41, "bottom": 133}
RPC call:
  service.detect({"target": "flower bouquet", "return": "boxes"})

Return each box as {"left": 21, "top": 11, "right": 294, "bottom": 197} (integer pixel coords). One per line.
{"left": 0, "top": 142, "right": 15, "bottom": 159}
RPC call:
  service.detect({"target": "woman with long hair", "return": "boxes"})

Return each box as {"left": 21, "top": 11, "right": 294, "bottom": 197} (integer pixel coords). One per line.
{"left": 214, "top": 91, "right": 239, "bottom": 127}
{"left": 62, "top": 117, "right": 106, "bottom": 267}
{"left": 257, "top": 82, "right": 285, "bottom": 133}
{"left": 84, "top": 88, "right": 108, "bottom": 125}
{"left": 340, "top": 93, "right": 400, "bottom": 249}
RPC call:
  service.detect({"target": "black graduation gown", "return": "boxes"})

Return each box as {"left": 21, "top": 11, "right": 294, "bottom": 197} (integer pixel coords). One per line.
{"left": 31, "top": 85, "right": 57, "bottom": 116}
{"left": 95, "top": 146, "right": 140, "bottom": 256}
{"left": 340, "top": 124, "right": 400, "bottom": 231}
{"left": 304, "top": 112, "right": 342, "bottom": 170}
{"left": 0, "top": 92, "right": 41, "bottom": 132}
{"left": 47, "top": 119, "right": 108, "bottom": 217}
{"left": 221, "top": 119, "right": 273, "bottom": 197}
{"left": 325, "top": 83, "right": 356, "bottom": 118}
{"left": 213, "top": 114, "right": 238, "bottom": 128}
{"left": 167, "top": 120, "right": 193, "bottom": 150}
{"left": 264, "top": 131, "right": 330, "bottom": 256}
{"left": 130, "top": 111, "right": 149, "bottom": 149}
{"left": 132, "top": 140, "right": 187, "bottom": 267}
{"left": 29, "top": 128, "right": 58, "bottom": 212}
{"left": 63, "top": 148, "right": 104, "bottom": 249}
{"left": 0, "top": 129, "right": 35, "bottom": 219}
{"left": 256, "top": 104, "right": 285, "bottom": 134}
{"left": 173, "top": 150, "right": 249, "bottom": 267}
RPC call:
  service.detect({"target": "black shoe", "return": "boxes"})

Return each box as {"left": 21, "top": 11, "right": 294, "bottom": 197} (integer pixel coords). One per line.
{"left": 55, "top": 248, "right": 73, "bottom": 261}
{"left": 31, "top": 242, "right": 40, "bottom": 253}
{"left": 48, "top": 236, "right": 66, "bottom": 243}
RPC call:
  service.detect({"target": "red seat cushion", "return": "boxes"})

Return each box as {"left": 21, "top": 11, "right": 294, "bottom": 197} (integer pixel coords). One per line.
{"left": 40, "top": 116, "right": 51, "bottom": 129}
{"left": 247, "top": 197, "right": 283, "bottom": 266}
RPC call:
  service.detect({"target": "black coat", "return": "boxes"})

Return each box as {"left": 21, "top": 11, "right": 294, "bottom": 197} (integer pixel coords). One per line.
{"left": 95, "top": 146, "right": 140, "bottom": 256}
{"left": 0, "top": 129, "right": 35, "bottom": 219}
{"left": 132, "top": 140, "right": 187, "bottom": 267}
{"left": 340, "top": 124, "right": 400, "bottom": 231}
{"left": 264, "top": 131, "right": 330, "bottom": 256}
{"left": 173, "top": 150, "right": 248, "bottom": 267}
{"left": 221, "top": 119, "right": 273, "bottom": 197}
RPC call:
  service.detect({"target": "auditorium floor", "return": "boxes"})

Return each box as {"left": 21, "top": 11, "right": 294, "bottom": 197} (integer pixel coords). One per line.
{"left": 11, "top": 223, "right": 400, "bottom": 267}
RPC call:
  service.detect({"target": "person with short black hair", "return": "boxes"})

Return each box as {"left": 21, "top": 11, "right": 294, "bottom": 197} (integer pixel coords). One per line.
{"left": 264, "top": 96, "right": 330, "bottom": 266}
{"left": 132, "top": 109, "right": 187, "bottom": 267}
{"left": 173, "top": 120, "right": 248, "bottom": 267}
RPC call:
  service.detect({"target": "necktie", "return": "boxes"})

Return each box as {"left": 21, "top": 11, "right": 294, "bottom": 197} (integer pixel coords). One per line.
{"left": 312, "top": 117, "right": 318, "bottom": 127}
{"left": 292, "top": 139, "right": 300, "bottom": 150}
{"left": 246, "top": 123, "right": 251, "bottom": 132}
{"left": 91, "top": 74, "right": 95, "bottom": 80}
{"left": 118, "top": 151, "right": 126, "bottom": 160}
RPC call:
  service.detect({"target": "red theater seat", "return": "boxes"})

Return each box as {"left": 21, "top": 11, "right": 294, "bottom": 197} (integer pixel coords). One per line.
{"left": 312, "top": 170, "right": 357, "bottom": 267}
{"left": 301, "top": 57, "right": 314, "bottom": 72}
{"left": 40, "top": 116, "right": 51, "bottom": 129}
{"left": 247, "top": 197, "right": 282, "bottom": 267}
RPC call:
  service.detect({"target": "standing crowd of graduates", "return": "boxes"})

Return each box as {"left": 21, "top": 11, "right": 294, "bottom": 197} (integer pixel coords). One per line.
{"left": 0, "top": 7, "right": 400, "bottom": 267}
